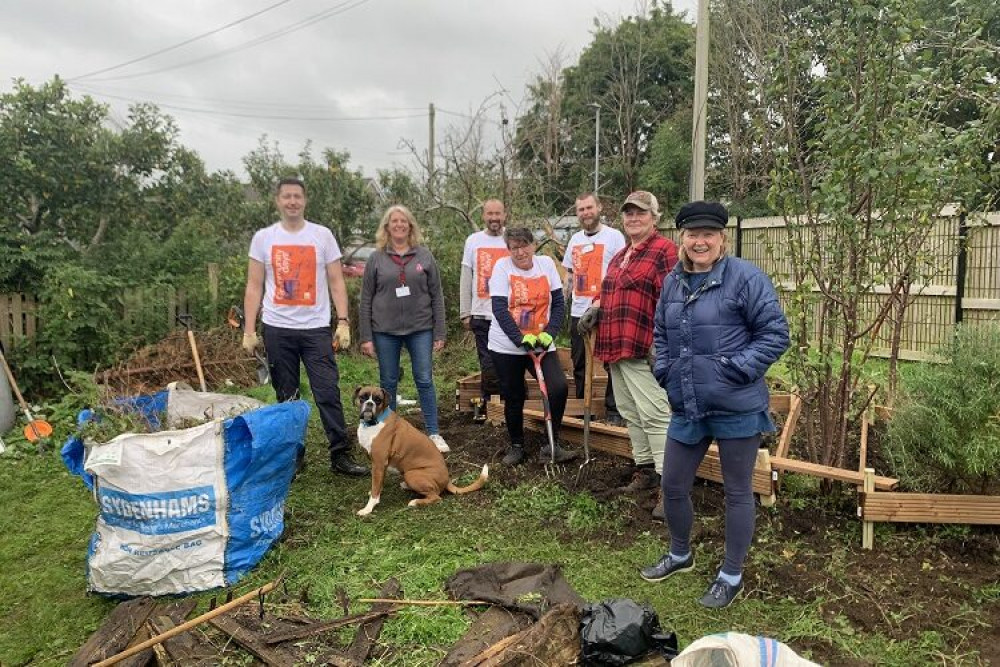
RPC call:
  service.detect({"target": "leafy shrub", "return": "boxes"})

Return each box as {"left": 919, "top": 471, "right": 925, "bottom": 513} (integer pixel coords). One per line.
{"left": 885, "top": 324, "right": 1000, "bottom": 493}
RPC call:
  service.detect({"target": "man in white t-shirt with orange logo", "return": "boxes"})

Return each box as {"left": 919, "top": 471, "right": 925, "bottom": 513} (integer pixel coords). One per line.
{"left": 562, "top": 193, "right": 627, "bottom": 425}
{"left": 460, "top": 199, "right": 510, "bottom": 416}
{"left": 242, "top": 177, "right": 368, "bottom": 478}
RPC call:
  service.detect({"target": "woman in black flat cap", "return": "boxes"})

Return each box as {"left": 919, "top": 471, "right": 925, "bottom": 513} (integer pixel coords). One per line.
{"left": 640, "top": 201, "right": 789, "bottom": 610}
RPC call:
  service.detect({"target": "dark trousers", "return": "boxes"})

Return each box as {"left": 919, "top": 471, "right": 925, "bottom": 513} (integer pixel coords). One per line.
{"left": 263, "top": 324, "right": 349, "bottom": 461}
{"left": 470, "top": 317, "right": 501, "bottom": 400}
{"left": 570, "top": 315, "right": 617, "bottom": 412}
{"left": 662, "top": 434, "right": 761, "bottom": 576}
{"left": 489, "top": 350, "right": 568, "bottom": 445}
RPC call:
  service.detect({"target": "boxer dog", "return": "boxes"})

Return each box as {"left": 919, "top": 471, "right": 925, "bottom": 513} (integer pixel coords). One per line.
{"left": 354, "top": 386, "right": 488, "bottom": 516}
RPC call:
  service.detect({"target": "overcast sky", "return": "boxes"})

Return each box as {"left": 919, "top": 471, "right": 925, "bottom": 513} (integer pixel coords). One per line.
{"left": 0, "top": 0, "right": 695, "bottom": 179}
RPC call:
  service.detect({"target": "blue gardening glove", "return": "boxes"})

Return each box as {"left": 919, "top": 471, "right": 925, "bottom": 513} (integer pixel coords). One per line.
{"left": 521, "top": 333, "right": 539, "bottom": 352}
{"left": 538, "top": 332, "right": 553, "bottom": 348}
{"left": 577, "top": 306, "right": 601, "bottom": 335}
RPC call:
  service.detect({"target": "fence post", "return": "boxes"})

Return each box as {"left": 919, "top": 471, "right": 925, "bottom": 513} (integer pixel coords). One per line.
{"left": 735, "top": 216, "right": 743, "bottom": 258}
{"left": 207, "top": 263, "right": 219, "bottom": 319}
{"left": 954, "top": 210, "right": 968, "bottom": 325}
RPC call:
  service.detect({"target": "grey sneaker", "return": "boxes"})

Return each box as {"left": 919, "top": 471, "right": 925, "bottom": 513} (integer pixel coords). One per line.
{"left": 699, "top": 578, "right": 743, "bottom": 609}
{"left": 639, "top": 553, "right": 695, "bottom": 582}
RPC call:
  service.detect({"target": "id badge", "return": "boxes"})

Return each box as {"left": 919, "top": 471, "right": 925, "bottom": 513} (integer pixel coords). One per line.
{"left": 395, "top": 285, "right": 411, "bottom": 297}
{"left": 581, "top": 243, "right": 595, "bottom": 254}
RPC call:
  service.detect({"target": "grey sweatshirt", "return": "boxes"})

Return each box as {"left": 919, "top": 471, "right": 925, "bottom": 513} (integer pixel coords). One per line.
{"left": 359, "top": 245, "right": 446, "bottom": 342}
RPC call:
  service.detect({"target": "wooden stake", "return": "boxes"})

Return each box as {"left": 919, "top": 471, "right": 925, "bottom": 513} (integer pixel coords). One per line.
{"left": 862, "top": 468, "right": 875, "bottom": 550}
{"left": 357, "top": 598, "right": 488, "bottom": 607}
{"left": 92, "top": 579, "right": 279, "bottom": 667}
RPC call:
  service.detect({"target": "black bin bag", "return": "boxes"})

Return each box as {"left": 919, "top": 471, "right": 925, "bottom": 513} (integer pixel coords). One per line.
{"left": 580, "top": 598, "right": 679, "bottom": 665}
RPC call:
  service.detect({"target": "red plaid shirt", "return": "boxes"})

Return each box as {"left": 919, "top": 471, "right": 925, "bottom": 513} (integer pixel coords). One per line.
{"left": 595, "top": 232, "right": 678, "bottom": 363}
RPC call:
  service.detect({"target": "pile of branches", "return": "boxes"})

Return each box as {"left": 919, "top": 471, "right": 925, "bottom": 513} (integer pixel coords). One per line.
{"left": 97, "top": 328, "right": 259, "bottom": 396}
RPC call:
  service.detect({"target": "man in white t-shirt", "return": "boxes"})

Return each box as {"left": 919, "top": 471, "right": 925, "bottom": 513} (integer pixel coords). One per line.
{"left": 562, "top": 193, "right": 627, "bottom": 425}
{"left": 460, "top": 199, "right": 510, "bottom": 414}
{"left": 242, "top": 177, "right": 368, "bottom": 477}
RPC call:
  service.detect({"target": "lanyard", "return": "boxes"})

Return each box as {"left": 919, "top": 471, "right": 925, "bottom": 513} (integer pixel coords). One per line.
{"left": 389, "top": 253, "right": 415, "bottom": 286}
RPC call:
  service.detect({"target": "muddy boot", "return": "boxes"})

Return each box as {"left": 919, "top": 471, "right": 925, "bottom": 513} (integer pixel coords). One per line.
{"left": 652, "top": 489, "right": 665, "bottom": 522}
{"left": 538, "top": 443, "right": 578, "bottom": 463}
{"left": 502, "top": 444, "right": 525, "bottom": 466}
{"left": 619, "top": 466, "right": 660, "bottom": 494}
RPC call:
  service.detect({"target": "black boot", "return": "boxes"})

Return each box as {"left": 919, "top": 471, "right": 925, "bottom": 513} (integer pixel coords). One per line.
{"left": 502, "top": 444, "right": 525, "bottom": 466}
{"left": 330, "top": 451, "right": 369, "bottom": 477}
{"left": 538, "top": 443, "right": 579, "bottom": 463}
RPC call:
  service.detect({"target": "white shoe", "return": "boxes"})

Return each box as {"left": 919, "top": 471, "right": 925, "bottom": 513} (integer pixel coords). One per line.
{"left": 429, "top": 434, "right": 450, "bottom": 453}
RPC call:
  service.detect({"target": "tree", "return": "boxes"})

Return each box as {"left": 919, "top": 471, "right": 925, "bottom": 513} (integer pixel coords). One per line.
{"left": 242, "top": 137, "right": 376, "bottom": 245}
{"left": 764, "top": 0, "right": 999, "bottom": 470}
{"left": 515, "top": 2, "right": 694, "bottom": 211}
{"left": 0, "top": 78, "right": 193, "bottom": 290}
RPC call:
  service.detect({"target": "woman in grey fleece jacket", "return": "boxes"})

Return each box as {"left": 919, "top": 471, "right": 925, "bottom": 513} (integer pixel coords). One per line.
{"left": 359, "top": 205, "right": 449, "bottom": 452}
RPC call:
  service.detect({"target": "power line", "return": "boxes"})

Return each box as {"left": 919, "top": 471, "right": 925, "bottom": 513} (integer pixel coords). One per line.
{"left": 69, "top": 0, "right": 297, "bottom": 81}
{"left": 72, "top": 80, "right": 425, "bottom": 114}
{"left": 86, "top": 0, "right": 375, "bottom": 82}
{"left": 71, "top": 85, "right": 426, "bottom": 122}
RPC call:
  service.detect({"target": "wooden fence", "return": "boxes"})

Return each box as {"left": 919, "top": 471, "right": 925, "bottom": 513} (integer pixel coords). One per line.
{"left": 731, "top": 210, "right": 1000, "bottom": 359}
{"left": 0, "top": 264, "right": 220, "bottom": 352}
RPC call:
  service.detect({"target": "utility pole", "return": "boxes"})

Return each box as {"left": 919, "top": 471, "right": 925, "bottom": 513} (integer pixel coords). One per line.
{"left": 591, "top": 103, "right": 601, "bottom": 194}
{"left": 690, "top": 0, "right": 709, "bottom": 200}
{"left": 428, "top": 102, "right": 436, "bottom": 188}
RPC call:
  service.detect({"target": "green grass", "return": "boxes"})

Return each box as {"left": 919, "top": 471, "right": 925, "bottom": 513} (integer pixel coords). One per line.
{"left": 0, "top": 346, "right": 995, "bottom": 665}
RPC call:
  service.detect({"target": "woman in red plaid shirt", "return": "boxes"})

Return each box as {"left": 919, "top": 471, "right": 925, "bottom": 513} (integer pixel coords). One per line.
{"left": 578, "top": 191, "right": 678, "bottom": 519}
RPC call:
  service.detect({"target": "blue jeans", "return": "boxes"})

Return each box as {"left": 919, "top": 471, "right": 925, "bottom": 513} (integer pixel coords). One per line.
{"left": 372, "top": 329, "right": 440, "bottom": 435}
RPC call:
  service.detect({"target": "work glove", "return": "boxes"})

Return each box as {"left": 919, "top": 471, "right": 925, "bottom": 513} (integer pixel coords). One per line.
{"left": 334, "top": 321, "right": 351, "bottom": 351}
{"left": 577, "top": 307, "right": 602, "bottom": 335}
{"left": 242, "top": 331, "right": 258, "bottom": 353}
{"left": 538, "top": 332, "right": 554, "bottom": 348}
{"left": 521, "top": 333, "right": 539, "bottom": 352}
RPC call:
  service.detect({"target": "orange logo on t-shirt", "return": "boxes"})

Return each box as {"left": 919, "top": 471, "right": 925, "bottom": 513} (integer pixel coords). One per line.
{"left": 508, "top": 275, "right": 551, "bottom": 335}
{"left": 272, "top": 245, "right": 317, "bottom": 306}
{"left": 571, "top": 243, "right": 606, "bottom": 297}
{"left": 476, "top": 247, "right": 511, "bottom": 298}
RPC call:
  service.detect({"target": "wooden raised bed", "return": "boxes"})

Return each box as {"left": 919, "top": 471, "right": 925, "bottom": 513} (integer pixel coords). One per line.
{"left": 857, "top": 405, "right": 1000, "bottom": 548}
{"left": 489, "top": 394, "right": 782, "bottom": 505}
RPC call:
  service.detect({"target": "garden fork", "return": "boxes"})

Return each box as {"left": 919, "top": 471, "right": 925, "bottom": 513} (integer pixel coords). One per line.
{"left": 527, "top": 347, "right": 563, "bottom": 478}
{"left": 575, "top": 330, "right": 597, "bottom": 488}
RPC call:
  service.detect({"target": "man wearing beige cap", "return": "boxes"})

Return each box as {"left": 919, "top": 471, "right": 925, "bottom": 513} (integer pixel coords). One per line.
{"left": 578, "top": 191, "right": 677, "bottom": 519}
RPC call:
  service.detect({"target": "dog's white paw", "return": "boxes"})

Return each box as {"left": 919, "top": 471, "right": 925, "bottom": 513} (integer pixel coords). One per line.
{"left": 357, "top": 496, "right": 379, "bottom": 516}
{"left": 407, "top": 499, "right": 419, "bottom": 508}
{"left": 400, "top": 481, "right": 411, "bottom": 490}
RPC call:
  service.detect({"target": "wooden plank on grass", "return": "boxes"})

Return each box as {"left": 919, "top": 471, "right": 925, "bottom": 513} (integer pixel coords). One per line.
{"left": 147, "top": 612, "right": 217, "bottom": 665}
{"left": 771, "top": 456, "right": 898, "bottom": 490}
{"left": 118, "top": 599, "right": 198, "bottom": 667}
{"left": 70, "top": 597, "right": 158, "bottom": 667}
{"left": 209, "top": 614, "right": 298, "bottom": 667}
{"left": 346, "top": 577, "right": 402, "bottom": 664}
{"left": 861, "top": 492, "right": 1000, "bottom": 524}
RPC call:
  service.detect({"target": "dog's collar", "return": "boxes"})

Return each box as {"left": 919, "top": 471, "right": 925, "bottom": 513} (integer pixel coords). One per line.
{"left": 360, "top": 407, "right": 391, "bottom": 427}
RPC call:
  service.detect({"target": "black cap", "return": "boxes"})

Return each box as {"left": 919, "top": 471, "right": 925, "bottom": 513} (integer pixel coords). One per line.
{"left": 675, "top": 201, "right": 729, "bottom": 229}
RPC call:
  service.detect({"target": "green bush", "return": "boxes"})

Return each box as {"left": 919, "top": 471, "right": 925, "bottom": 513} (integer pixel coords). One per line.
{"left": 885, "top": 324, "right": 1000, "bottom": 493}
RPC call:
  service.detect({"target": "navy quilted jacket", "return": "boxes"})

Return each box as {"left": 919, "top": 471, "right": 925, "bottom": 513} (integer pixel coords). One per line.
{"left": 653, "top": 256, "right": 789, "bottom": 420}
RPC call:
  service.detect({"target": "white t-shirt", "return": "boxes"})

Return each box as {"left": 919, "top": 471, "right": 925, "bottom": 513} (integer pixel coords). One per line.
{"left": 249, "top": 221, "right": 342, "bottom": 329}
{"left": 461, "top": 231, "right": 510, "bottom": 317}
{"left": 561, "top": 224, "right": 627, "bottom": 317}
{"left": 487, "top": 255, "right": 562, "bottom": 356}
